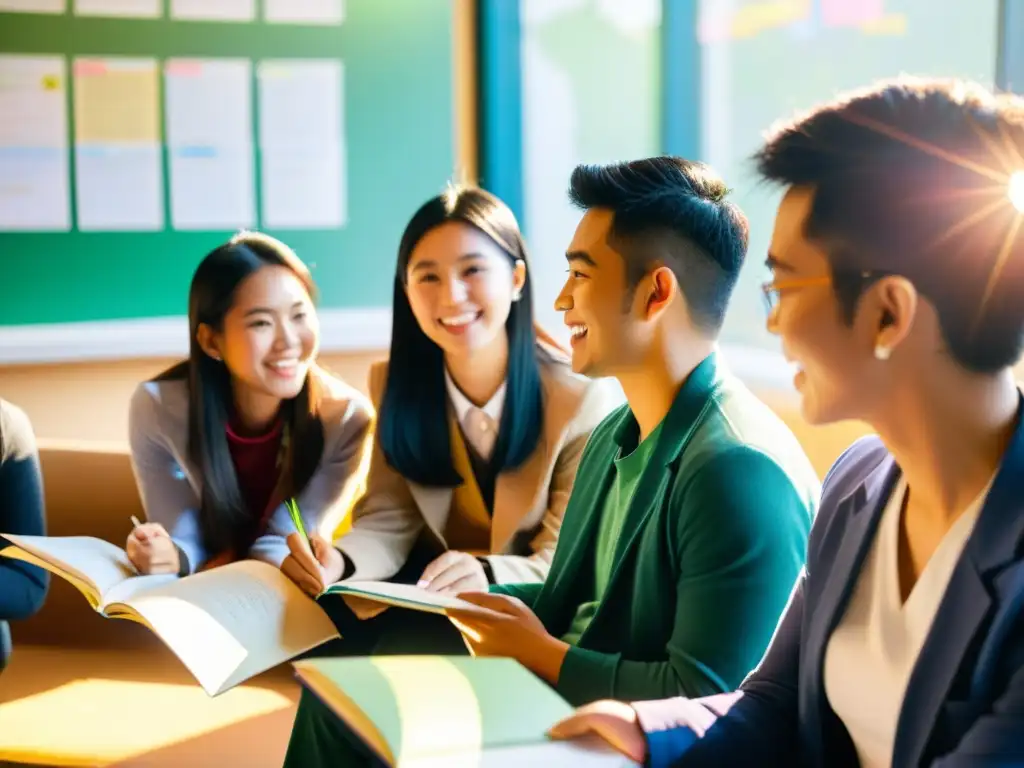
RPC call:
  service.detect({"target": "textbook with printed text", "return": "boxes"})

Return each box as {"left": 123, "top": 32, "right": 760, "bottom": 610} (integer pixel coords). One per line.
{"left": 0, "top": 533, "right": 340, "bottom": 695}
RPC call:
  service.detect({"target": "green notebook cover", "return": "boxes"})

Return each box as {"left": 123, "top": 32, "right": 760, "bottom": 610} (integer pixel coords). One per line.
{"left": 292, "top": 656, "right": 574, "bottom": 763}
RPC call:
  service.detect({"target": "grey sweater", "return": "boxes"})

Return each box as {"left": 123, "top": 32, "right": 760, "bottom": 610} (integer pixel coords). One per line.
{"left": 127, "top": 370, "right": 374, "bottom": 573}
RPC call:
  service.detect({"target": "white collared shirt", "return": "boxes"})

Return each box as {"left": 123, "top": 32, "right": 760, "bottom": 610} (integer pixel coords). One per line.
{"left": 444, "top": 368, "right": 505, "bottom": 461}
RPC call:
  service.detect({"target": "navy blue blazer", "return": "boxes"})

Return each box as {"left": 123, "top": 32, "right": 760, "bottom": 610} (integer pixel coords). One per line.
{"left": 639, "top": 421, "right": 1024, "bottom": 767}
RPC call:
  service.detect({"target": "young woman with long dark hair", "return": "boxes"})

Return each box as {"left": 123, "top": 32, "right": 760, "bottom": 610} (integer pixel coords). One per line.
{"left": 126, "top": 231, "right": 373, "bottom": 576}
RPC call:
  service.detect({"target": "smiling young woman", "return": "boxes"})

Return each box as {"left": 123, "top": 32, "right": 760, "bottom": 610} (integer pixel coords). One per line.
{"left": 125, "top": 231, "right": 374, "bottom": 577}
{"left": 278, "top": 185, "right": 619, "bottom": 656}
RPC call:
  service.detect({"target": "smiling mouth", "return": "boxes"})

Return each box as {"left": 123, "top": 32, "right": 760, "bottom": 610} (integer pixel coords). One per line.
{"left": 438, "top": 311, "right": 483, "bottom": 331}
{"left": 568, "top": 324, "right": 588, "bottom": 345}
{"left": 266, "top": 359, "right": 301, "bottom": 377}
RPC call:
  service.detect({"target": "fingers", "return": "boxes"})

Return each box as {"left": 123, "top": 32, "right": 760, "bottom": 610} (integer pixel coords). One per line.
{"left": 453, "top": 591, "right": 523, "bottom": 615}
{"left": 127, "top": 530, "right": 176, "bottom": 574}
{"left": 283, "top": 555, "right": 322, "bottom": 596}
{"left": 417, "top": 551, "right": 462, "bottom": 588}
{"left": 310, "top": 533, "right": 333, "bottom": 566}
{"left": 547, "top": 712, "right": 595, "bottom": 740}
{"left": 431, "top": 573, "right": 484, "bottom": 596}
{"left": 424, "top": 556, "right": 478, "bottom": 594}
{"left": 287, "top": 532, "right": 323, "bottom": 582}
{"left": 131, "top": 522, "right": 169, "bottom": 544}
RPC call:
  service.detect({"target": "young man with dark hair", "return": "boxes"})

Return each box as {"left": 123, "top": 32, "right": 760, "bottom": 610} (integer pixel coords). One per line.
{"left": 550, "top": 79, "right": 1024, "bottom": 767}
{"left": 447, "top": 156, "right": 819, "bottom": 704}
{"left": 283, "top": 157, "right": 819, "bottom": 768}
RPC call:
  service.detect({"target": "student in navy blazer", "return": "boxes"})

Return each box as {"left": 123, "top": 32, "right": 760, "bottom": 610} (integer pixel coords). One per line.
{"left": 548, "top": 77, "right": 1024, "bottom": 767}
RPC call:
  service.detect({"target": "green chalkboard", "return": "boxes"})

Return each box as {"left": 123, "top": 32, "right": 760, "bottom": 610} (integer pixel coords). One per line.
{"left": 0, "top": 0, "right": 455, "bottom": 327}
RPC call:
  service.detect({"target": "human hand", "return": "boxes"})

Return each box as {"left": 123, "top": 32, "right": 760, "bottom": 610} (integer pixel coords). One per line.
{"left": 446, "top": 592, "right": 568, "bottom": 684}
{"left": 281, "top": 532, "right": 343, "bottom": 596}
{"left": 416, "top": 550, "right": 488, "bottom": 594}
{"left": 547, "top": 700, "right": 647, "bottom": 763}
{"left": 126, "top": 522, "right": 181, "bottom": 575}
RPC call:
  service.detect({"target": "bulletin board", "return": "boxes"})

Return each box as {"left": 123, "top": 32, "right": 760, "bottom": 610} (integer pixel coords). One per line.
{"left": 0, "top": 0, "right": 456, "bottom": 360}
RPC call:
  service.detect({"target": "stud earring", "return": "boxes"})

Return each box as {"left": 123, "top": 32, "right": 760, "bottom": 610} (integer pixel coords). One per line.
{"left": 874, "top": 345, "right": 891, "bottom": 361}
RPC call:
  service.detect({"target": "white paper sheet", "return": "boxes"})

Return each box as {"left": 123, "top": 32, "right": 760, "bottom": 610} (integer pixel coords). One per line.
{"left": 0, "top": 0, "right": 64, "bottom": 12}
{"left": 165, "top": 58, "right": 254, "bottom": 229}
{"left": 0, "top": 55, "right": 70, "bottom": 230}
{"left": 257, "top": 59, "right": 346, "bottom": 228}
{"left": 74, "top": 0, "right": 159, "bottom": 17}
{"left": 264, "top": 0, "right": 343, "bottom": 25}
{"left": 73, "top": 57, "right": 163, "bottom": 230}
{"left": 170, "top": 0, "right": 254, "bottom": 22}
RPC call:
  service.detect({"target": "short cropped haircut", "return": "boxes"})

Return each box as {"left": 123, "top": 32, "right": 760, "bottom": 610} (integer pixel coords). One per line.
{"left": 568, "top": 156, "right": 750, "bottom": 333}
{"left": 755, "top": 76, "right": 1024, "bottom": 373}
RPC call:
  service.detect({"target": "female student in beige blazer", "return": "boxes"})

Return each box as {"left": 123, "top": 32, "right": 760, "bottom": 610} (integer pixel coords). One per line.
{"left": 280, "top": 185, "right": 618, "bottom": 654}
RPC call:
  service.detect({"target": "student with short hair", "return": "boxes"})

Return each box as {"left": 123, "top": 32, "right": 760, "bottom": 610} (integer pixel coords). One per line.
{"left": 0, "top": 399, "right": 49, "bottom": 673}
{"left": 126, "top": 231, "right": 373, "bottom": 576}
{"left": 282, "top": 164, "right": 817, "bottom": 767}
{"left": 551, "top": 78, "right": 1024, "bottom": 767}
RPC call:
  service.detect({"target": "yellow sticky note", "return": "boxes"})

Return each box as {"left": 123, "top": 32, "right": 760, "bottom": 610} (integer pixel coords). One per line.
{"left": 41, "top": 75, "right": 60, "bottom": 90}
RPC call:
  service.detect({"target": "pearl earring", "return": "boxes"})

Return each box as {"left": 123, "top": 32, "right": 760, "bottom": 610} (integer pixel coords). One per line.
{"left": 874, "top": 345, "right": 891, "bottom": 361}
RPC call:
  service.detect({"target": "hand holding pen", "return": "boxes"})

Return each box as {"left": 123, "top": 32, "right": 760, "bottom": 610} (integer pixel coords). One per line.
{"left": 125, "top": 514, "right": 180, "bottom": 575}
{"left": 281, "top": 498, "right": 343, "bottom": 596}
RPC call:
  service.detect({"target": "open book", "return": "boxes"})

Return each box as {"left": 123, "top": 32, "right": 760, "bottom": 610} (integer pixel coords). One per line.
{"left": 0, "top": 533, "right": 340, "bottom": 696}
{"left": 322, "top": 580, "right": 488, "bottom": 615}
{"left": 292, "top": 656, "right": 639, "bottom": 767}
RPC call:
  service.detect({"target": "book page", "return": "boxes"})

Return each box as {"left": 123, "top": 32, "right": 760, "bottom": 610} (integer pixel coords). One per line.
{"left": 108, "top": 559, "right": 339, "bottom": 696}
{"left": 0, "top": 534, "right": 145, "bottom": 608}
{"left": 324, "top": 581, "right": 491, "bottom": 616}
{"left": 293, "top": 657, "right": 581, "bottom": 763}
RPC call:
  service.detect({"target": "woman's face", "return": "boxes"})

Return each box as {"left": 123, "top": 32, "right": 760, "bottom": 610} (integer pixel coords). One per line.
{"left": 765, "top": 187, "right": 888, "bottom": 425}
{"left": 203, "top": 265, "right": 320, "bottom": 408}
{"left": 404, "top": 221, "right": 526, "bottom": 360}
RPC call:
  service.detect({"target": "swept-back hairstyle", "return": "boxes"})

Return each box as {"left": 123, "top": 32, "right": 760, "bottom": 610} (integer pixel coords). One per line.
{"left": 155, "top": 231, "right": 324, "bottom": 557}
{"left": 754, "top": 76, "right": 1024, "bottom": 373}
{"left": 568, "top": 156, "right": 750, "bottom": 333}
{"left": 378, "top": 186, "right": 546, "bottom": 487}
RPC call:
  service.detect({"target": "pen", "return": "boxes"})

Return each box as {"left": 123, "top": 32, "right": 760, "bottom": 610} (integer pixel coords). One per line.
{"left": 131, "top": 515, "right": 142, "bottom": 529}
{"left": 285, "top": 498, "right": 310, "bottom": 544}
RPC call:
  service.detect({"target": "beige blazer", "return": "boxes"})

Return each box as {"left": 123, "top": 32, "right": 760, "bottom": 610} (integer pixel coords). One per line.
{"left": 336, "top": 345, "right": 621, "bottom": 584}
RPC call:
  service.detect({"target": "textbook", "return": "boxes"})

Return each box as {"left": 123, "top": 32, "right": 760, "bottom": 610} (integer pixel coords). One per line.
{"left": 291, "top": 656, "right": 639, "bottom": 767}
{"left": 322, "top": 580, "right": 489, "bottom": 616}
{"left": 0, "top": 533, "right": 340, "bottom": 696}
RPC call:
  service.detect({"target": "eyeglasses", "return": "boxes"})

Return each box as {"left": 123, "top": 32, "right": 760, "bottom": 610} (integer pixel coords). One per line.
{"left": 760, "top": 276, "right": 832, "bottom": 315}
{"left": 761, "top": 270, "right": 878, "bottom": 316}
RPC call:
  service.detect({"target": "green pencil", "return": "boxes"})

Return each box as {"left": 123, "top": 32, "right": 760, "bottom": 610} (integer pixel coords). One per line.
{"left": 285, "top": 498, "right": 309, "bottom": 543}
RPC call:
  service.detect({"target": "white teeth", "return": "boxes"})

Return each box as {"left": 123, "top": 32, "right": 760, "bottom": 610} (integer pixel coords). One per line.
{"left": 439, "top": 312, "right": 478, "bottom": 327}
{"left": 268, "top": 360, "right": 298, "bottom": 370}
{"left": 569, "top": 324, "right": 588, "bottom": 339}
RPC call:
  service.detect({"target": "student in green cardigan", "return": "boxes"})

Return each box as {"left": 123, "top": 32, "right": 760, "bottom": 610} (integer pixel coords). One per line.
{"left": 282, "top": 157, "right": 819, "bottom": 766}
{"left": 445, "top": 156, "right": 820, "bottom": 705}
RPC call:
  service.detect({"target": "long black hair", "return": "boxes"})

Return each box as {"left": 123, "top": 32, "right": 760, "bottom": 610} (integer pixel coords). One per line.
{"left": 378, "top": 186, "right": 546, "bottom": 487}
{"left": 155, "top": 232, "right": 325, "bottom": 557}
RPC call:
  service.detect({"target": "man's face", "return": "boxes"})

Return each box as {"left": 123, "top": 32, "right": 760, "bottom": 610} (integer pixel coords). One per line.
{"left": 555, "top": 208, "right": 644, "bottom": 377}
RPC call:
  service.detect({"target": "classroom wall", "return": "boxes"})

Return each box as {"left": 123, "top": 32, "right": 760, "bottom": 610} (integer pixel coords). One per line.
{"left": 0, "top": 352, "right": 872, "bottom": 478}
